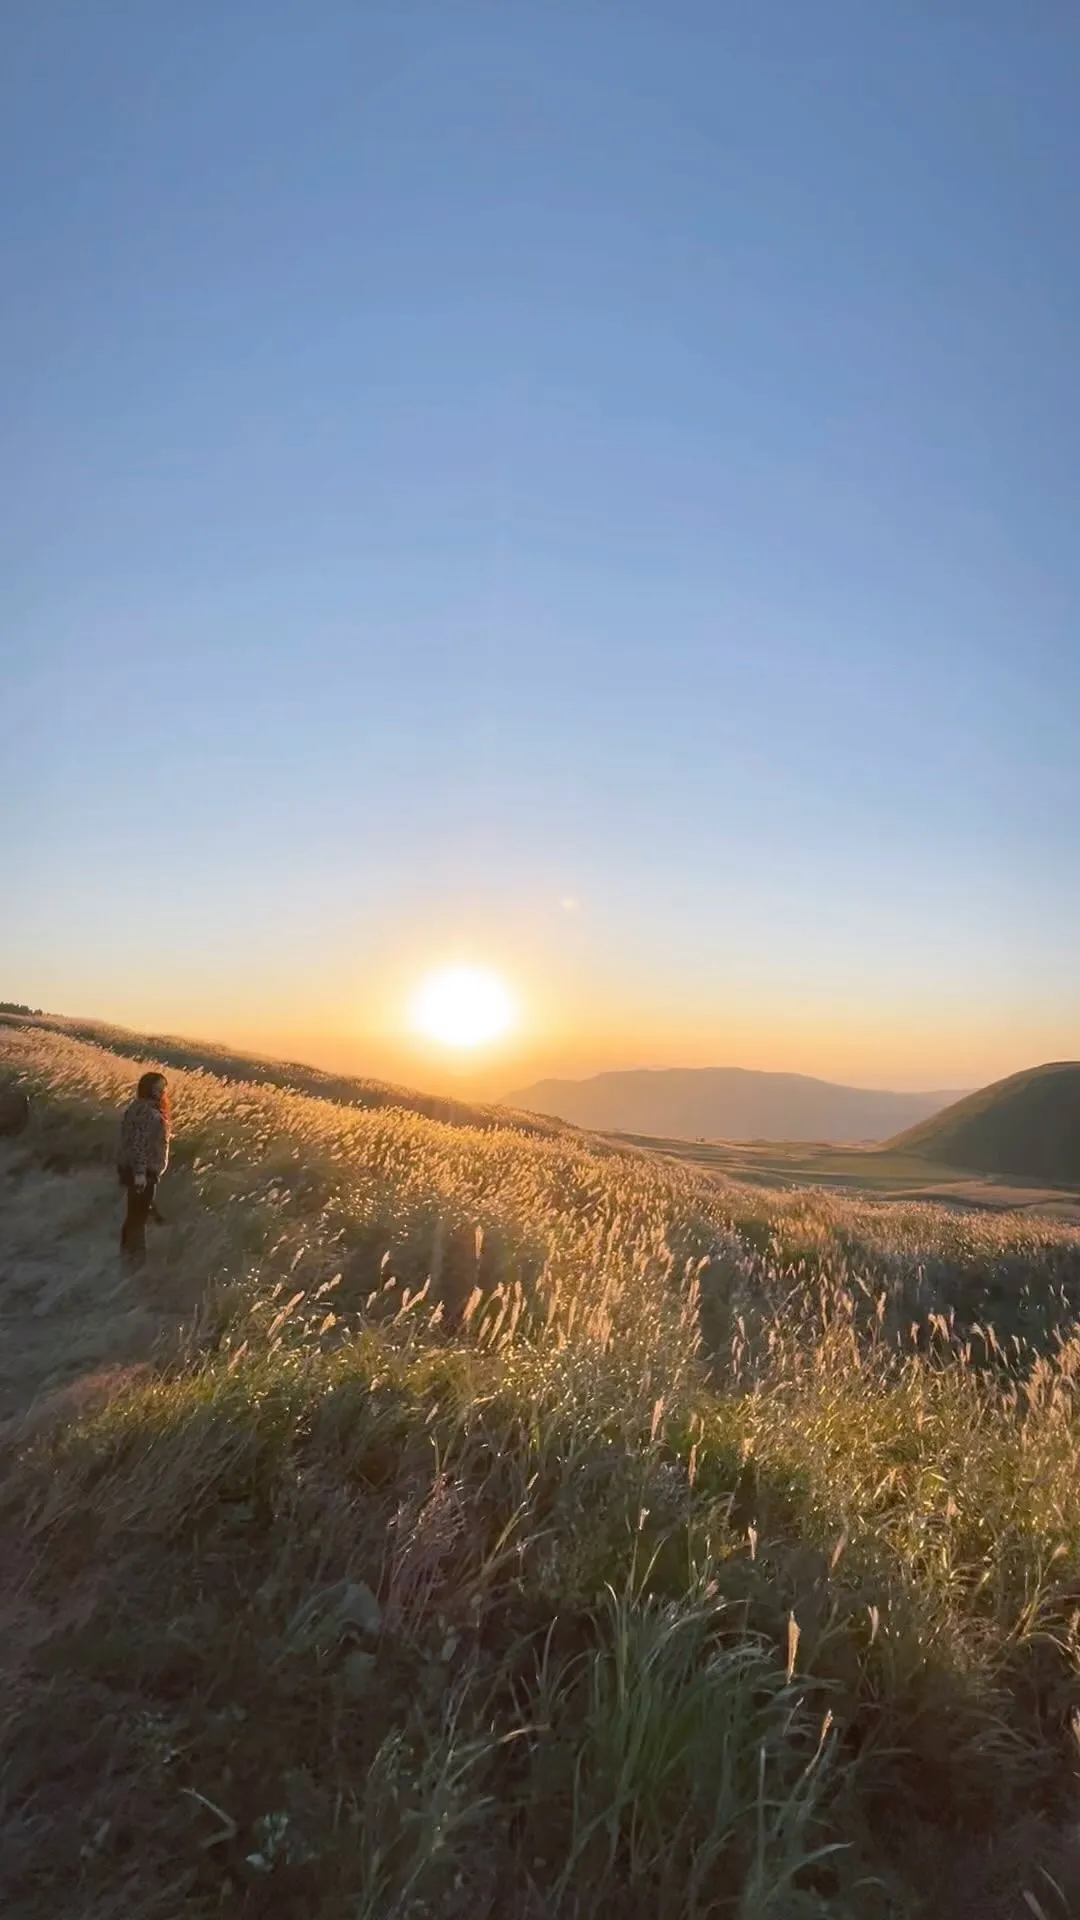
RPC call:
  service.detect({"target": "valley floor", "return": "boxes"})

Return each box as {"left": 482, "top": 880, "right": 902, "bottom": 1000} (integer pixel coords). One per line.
{"left": 627, "top": 1131, "right": 1080, "bottom": 1220}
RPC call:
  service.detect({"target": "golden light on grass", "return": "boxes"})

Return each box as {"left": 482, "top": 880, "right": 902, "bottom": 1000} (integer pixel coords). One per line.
{"left": 408, "top": 965, "right": 518, "bottom": 1050}
{"left": 8, "top": 1019, "right": 1080, "bottom": 1913}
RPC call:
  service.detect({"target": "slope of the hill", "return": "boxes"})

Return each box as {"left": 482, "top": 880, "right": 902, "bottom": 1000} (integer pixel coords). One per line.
{"left": 505, "top": 1064, "right": 961, "bottom": 1143}
{"left": 891, "top": 1060, "right": 1080, "bottom": 1185}
{"left": 0, "top": 1011, "right": 571, "bottom": 1141}
{"left": 5, "top": 1025, "right": 1080, "bottom": 1916}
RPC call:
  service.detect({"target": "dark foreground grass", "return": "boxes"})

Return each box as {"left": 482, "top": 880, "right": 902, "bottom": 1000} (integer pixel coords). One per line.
{"left": 7, "top": 1324, "right": 1080, "bottom": 1919}
{"left": 4, "top": 1027, "right": 1080, "bottom": 1917}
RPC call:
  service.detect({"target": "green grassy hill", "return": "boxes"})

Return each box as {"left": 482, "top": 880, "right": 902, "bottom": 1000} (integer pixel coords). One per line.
{"left": 891, "top": 1060, "right": 1080, "bottom": 1185}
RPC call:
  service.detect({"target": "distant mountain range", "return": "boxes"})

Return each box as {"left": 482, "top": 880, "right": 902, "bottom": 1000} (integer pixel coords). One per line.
{"left": 503, "top": 1067, "right": 965, "bottom": 1144}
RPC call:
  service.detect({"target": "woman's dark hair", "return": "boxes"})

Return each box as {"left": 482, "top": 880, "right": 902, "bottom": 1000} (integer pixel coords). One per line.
{"left": 136, "top": 1071, "right": 171, "bottom": 1131}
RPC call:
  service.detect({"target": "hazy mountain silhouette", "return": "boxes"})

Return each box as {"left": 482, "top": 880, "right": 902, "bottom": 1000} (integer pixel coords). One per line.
{"left": 890, "top": 1062, "right": 1080, "bottom": 1183}
{"left": 503, "top": 1067, "right": 963, "bottom": 1143}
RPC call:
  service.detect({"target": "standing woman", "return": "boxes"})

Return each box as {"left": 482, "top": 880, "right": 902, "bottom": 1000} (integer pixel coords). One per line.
{"left": 118, "top": 1071, "right": 171, "bottom": 1258}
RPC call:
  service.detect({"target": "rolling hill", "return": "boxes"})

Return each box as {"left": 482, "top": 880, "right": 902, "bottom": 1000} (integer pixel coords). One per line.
{"left": 0, "top": 1011, "right": 572, "bottom": 1142}
{"left": 891, "top": 1060, "right": 1080, "bottom": 1184}
{"left": 503, "top": 1065, "right": 962, "bottom": 1143}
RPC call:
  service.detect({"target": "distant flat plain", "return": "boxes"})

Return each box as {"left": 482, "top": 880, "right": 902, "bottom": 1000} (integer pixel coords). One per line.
{"left": 611, "top": 1131, "right": 1080, "bottom": 1221}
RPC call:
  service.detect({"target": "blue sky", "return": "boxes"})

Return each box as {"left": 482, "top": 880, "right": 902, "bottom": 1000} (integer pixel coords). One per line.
{"left": 2, "top": 2, "right": 1078, "bottom": 1090}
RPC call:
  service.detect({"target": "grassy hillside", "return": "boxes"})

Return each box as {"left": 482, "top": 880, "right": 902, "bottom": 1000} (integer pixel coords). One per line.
{"left": 505, "top": 1065, "right": 961, "bottom": 1143}
{"left": 0, "top": 1010, "right": 572, "bottom": 1140}
{"left": 892, "top": 1060, "right": 1080, "bottom": 1185}
{"left": 4, "top": 1024, "right": 1080, "bottom": 1917}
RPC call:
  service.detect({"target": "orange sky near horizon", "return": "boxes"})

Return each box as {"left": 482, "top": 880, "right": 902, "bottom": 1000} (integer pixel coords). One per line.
{"left": 14, "top": 858, "right": 1077, "bottom": 1101}
{"left": 46, "top": 961, "right": 1077, "bottom": 1101}
{"left": 253, "top": 1014, "right": 1076, "bottom": 1100}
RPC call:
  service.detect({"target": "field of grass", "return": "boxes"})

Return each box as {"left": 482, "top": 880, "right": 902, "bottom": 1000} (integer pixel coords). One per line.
{"left": 4, "top": 1024, "right": 1080, "bottom": 1917}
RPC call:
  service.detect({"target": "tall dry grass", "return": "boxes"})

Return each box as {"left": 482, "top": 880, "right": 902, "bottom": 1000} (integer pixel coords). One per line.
{"left": 3, "top": 1024, "right": 1080, "bottom": 1917}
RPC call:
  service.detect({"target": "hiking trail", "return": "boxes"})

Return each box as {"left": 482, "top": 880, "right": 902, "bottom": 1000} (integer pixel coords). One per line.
{"left": 0, "top": 1141, "right": 191, "bottom": 1436}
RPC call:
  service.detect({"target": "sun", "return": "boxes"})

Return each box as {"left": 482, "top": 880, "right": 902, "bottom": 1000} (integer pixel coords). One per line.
{"left": 409, "top": 966, "right": 518, "bottom": 1050}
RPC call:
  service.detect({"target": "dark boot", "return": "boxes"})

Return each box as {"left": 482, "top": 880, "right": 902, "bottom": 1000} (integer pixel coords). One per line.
{"left": 122, "top": 1186, "right": 150, "bottom": 1260}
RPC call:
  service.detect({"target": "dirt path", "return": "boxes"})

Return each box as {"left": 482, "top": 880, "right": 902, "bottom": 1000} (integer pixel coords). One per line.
{"left": 0, "top": 1142, "right": 187, "bottom": 1434}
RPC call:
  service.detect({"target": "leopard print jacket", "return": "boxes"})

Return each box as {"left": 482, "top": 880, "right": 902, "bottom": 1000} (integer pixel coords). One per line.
{"left": 118, "top": 1097, "right": 170, "bottom": 1177}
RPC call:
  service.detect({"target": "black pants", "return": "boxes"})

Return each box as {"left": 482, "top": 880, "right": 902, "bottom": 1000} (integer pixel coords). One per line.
{"left": 119, "top": 1169, "right": 158, "bottom": 1253}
